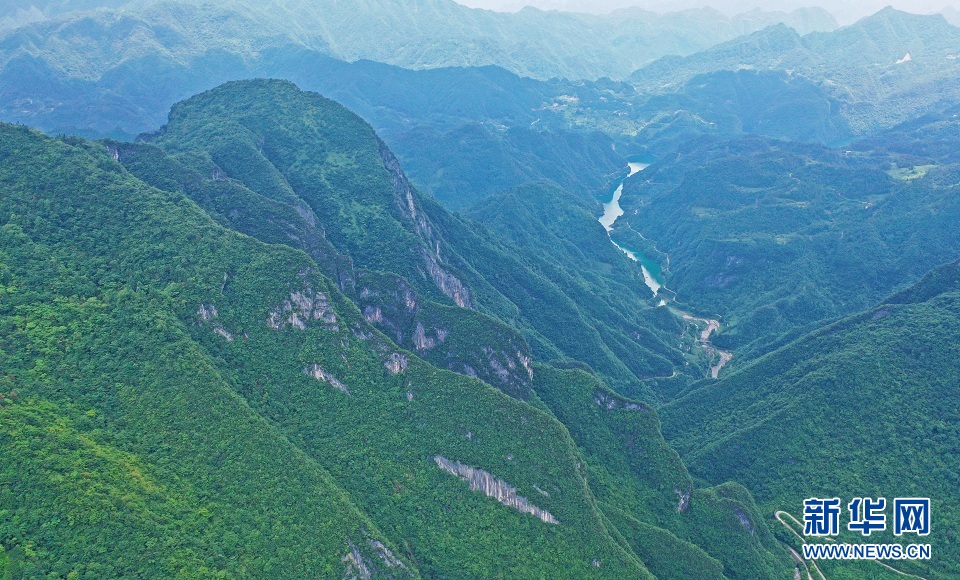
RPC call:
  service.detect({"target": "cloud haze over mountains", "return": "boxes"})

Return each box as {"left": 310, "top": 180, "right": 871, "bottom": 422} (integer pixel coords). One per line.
{"left": 455, "top": 0, "right": 960, "bottom": 23}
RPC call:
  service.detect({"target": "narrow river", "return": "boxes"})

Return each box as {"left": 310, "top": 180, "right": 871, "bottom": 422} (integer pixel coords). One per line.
{"left": 599, "top": 162, "right": 662, "bottom": 295}
{"left": 599, "top": 161, "right": 733, "bottom": 378}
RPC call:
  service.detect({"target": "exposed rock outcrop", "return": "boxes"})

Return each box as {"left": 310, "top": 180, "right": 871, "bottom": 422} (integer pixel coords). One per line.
{"left": 267, "top": 289, "right": 337, "bottom": 331}
{"left": 385, "top": 353, "right": 408, "bottom": 375}
{"left": 377, "top": 137, "right": 473, "bottom": 309}
{"left": 378, "top": 138, "right": 420, "bottom": 225}
{"left": 351, "top": 325, "right": 373, "bottom": 341}
{"left": 367, "top": 539, "right": 406, "bottom": 570}
{"left": 304, "top": 364, "right": 349, "bottom": 395}
{"left": 413, "top": 322, "right": 447, "bottom": 351}
{"left": 213, "top": 327, "right": 234, "bottom": 341}
{"left": 433, "top": 456, "right": 559, "bottom": 525}
{"left": 423, "top": 252, "right": 471, "bottom": 308}
{"left": 594, "top": 390, "right": 649, "bottom": 412}
{"left": 518, "top": 352, "right": 534, "bottom": 380}
{"left": 196, "top": 302, "right": 235, "bottom": 341}
{"left": 403, "top": 289, "right": 417, "bottom": 312}
{"left": 449, "top": 345, "right": 534, "bottom": 400}
{"left": 734, "top": 508, "right": 755, "bottom": 535}
{"left": 196, "top": 303, "right": 218, "bottom": 322}
{"left": 355, "top": 271, "right": 530, "bottom": 399}
{"left": 484, "top": 346, "right": 533, "bottom": 385}
{"left": 342, "top": 544, "right": 371, "bottom": 580}
{"left": 363, "top": 306, "right": 384, "bottom": 324}
{"left": 104, "top": 144, "right": 120, "bottom": 162}
{"left": 342, "top": 539, "right": 408, "bottom": 579}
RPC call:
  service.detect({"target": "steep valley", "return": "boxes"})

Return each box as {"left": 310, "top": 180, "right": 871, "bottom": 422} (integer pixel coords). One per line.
{"left": 0, "top": 81, "right": 791, "bottom": 578}
{"left": 2, "top": 3, "right": 960, "bottom": 577}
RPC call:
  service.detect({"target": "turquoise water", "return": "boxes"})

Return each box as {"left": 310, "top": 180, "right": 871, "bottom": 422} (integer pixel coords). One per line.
{"left": 599, "top": 161, "right": 664, "bottom": 296}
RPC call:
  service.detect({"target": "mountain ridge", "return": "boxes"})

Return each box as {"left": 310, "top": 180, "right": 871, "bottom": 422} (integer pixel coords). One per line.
{"left": 0, "top": 80, "right": 793, "bottom": 577}
{"left": 1, "top": 0, "right": 838, "bottom": 80}
{"left": 631, "top": 8, "right": 960, "bottom": 132}
{"left": 660, "top": 258, "right": 960, "bottom": 578}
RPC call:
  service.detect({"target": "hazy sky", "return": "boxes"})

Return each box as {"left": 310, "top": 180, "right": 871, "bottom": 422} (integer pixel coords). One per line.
{"left": 452, "top": 0, "right": 960, "bottom": 24}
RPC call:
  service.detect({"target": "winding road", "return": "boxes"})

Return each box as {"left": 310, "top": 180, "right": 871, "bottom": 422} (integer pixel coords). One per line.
{"left": 775, "top": 510, "right": 928, "bottom": 580}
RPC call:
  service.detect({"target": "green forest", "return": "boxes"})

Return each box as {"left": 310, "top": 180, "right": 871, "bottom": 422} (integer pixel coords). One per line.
{"left": 0, "top": 99, "right": 785, "bottom": 576}
{"left": 2, "top": 2, "right": 960, "bottom": 577}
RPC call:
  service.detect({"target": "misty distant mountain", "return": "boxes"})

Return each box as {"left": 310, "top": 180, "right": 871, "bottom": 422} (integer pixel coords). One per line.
{"left": 0, "top": 26, "right": 629, "bottom": 208}
{"left": 1, "top": 3, "right": 948, "bottom": 210}
{"left": 941, "top": 6, "right": 960, "bottom": 26}
{"left": 621, "top": 68, "right": 852, "bottom": 152}
{"left": 459, "top": 0, "right": 960, "bottom": 25}
{"left": 0, "top": 0, "right": 131, "bottom": 30}
{"left": 0, "top": 0, "right": 837, "bottom": 79}
{"left": 632, "top": 8, "right": 960, "bottom": 132}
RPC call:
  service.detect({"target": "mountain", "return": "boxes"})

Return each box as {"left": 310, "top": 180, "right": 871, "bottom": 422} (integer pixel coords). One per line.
{"left": 0, "top": 26, "right": 631, "bottom": 209}
{"left": 0, "top": 80, "right": 792, "bottom": 577}
{"left": 610, "top": 110, "right": 960, "bottom": 360}
{"left": 392, "top": 123, "right": 624, "bottom": 210}
{"left": 118, "top": 79, "right": 702, "bottom": 398}
{"left": 0, "top": 3, "right": 289, "bottom": 138}
{"left": 0, "top": 122, "right": 416, "bottom": 578}
{"left": 0, "top": 0, "right": 131, "bottom": 31}
{"left": 464, "top": 180, "right": 713, "bottom": 397}
{"left": 622, "top": 68, "right": 852, "bottom": 153}
{"left": 0, "top": 1, "right": 844, "bottom": 191}
{"left": 659, "top": 258, "right": 960, "bottom": 579}
{"left": 942, "top": 6, "right": 960, "bottom": 27}
{"left": 262, "top": 55, "right": 626, "bottom": 209}
{"left": 532, "top": 364, "right": 790, "bottom": 579}
{"left": 631, "top": 9, "right": 960, "bottom": 133}
{"left": 0, "top": 4, "right": 950, "bottom": 212}
{"left": 0, "top": 4, "right": 933, "bottom": 217}
{"left": 850, "top": 102, "right": 960, "bottom": 165}
{"left": 0, "top": 0, "right": 838, "bottom": 79}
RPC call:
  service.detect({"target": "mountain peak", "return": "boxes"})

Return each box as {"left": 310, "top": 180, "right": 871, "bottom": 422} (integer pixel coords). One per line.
{"left": 857, "top": 4, "right": 951, "bottom": 26}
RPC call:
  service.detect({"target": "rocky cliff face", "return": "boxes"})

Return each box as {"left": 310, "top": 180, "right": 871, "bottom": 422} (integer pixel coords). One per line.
{"left": 434, "top": 456, "right": 559, "bottom": 525}
{"left": 195, "top": 302, "right": 237, "bottom": 341}
{"left": 304, "top": 364, "right": 350, "bottom": 395}
{"left": 377, "top": 137, "right": 472, "bottom": 309}
{"left": 124, "top": 79, "right": 534, "bottom": 399}
{"left": 342, "top": 538, "right": 412, "bottom": 580}
{"left": 356, "top": 271, "right": 534, "bottom": 399}
{"left": 267, "top": 288, "right": 338, "bottom": 332}
{"left": 593, "top": 389, "right": 649, "bottom": 412}
{"left": 422, "top": 251, "right": 471, "bottom": 309}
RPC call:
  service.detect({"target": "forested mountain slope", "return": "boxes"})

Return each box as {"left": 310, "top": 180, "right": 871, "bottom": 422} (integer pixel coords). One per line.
{"left": 1, "top": 30, "right": 628, "bottom": 209}
{"left": 533, "top": 365, "right": 790, "bottom": 579}
{"left": 2, "top": 1, "right": 958, "bottom": 577}
{"left": 621, "top": 69, "right": 852, "bottom": 153}
{"left": 117, "top": 79, "right": 697, "bottom": 398}
{"left": 613, "top": 112, "right": 960, "bottom": 359}
{"left": 660, "top": 258, "right": 960, "bottom": 579}
{"left": 0, "top": 85, "right": 792, "bottom": 576}
{"left": 0, "top": 123, "right": 414, "bottom": 578}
